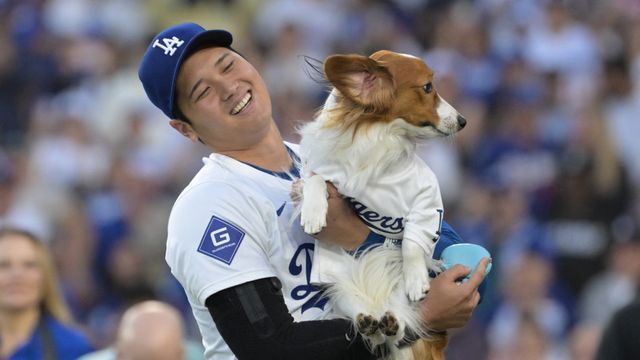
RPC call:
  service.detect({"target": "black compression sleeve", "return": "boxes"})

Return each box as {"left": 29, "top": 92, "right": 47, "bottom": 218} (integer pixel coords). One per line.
{"left": 205, "top": 277, "right": 380, "bottom": 360}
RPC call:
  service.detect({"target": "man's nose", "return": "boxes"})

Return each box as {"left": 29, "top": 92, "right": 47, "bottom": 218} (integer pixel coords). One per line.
{"left": 220, "top": 82, "right": 238, "bottom": 102}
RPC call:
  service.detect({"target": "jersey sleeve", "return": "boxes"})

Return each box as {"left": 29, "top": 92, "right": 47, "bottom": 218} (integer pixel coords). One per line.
{"left": 403, "top": 164, "right": 444, "bottom": 255}
{"left": 166, "top": 181, "right": 278, "bottom": 305}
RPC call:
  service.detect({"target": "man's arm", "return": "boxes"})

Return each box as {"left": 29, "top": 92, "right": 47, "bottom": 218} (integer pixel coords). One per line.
{"left": 309, "top": 182, "right": 490, "bottom": 331}
{"left": 293, "top": 179, "right": 489, "bottom": 333}
{"left": 204, "top": 266, "right": 490, "bottom": 360}
{"left": 206, "top": 277, "right": 379, "bottom": 360}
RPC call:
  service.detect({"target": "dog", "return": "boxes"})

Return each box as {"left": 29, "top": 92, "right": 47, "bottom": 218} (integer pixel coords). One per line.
{"left": 297, "top": 50, "right": 466, "bottom": 359}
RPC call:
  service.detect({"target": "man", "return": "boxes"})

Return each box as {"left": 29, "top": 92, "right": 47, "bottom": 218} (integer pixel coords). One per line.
{"left": 115, "top": 301, "right": 201, "bottom": 360}
{"left": 594, "top": 231, "right": 640, "bottom": 360}
{"left": 138, "top": 22, "right": 489, "bottom": 359}
{"left": 595, "top": 300, "right": 640, "bottom": 360}
{"left": 78, "top": 300, "right": 204, "bottom": 360}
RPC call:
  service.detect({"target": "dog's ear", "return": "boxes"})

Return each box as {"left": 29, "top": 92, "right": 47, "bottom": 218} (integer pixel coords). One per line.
{"left": 324, "top": 54, "right": 394, "bottom": 112}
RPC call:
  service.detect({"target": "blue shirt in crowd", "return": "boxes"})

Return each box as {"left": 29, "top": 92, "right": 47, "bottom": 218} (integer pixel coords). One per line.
{"left": 7, "top": 315, "right": 93, "bottom": 360}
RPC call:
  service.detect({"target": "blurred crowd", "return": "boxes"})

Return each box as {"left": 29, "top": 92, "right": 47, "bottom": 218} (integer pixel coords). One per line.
{"left": 0, "top": 0, "right": 639, "bottom": 359}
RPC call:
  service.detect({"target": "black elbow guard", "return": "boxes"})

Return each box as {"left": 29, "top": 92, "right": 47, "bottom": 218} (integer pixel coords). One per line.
{"left": 206, "top": 277, "right": 378, "bottom": 360}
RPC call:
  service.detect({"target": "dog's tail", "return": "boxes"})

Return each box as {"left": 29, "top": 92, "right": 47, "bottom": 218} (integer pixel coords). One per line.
{"left": 323, "top": 246, "right": 426, "bottom": 344}
{"left": 411, "top": 336, "right": 448, "bottom": 360}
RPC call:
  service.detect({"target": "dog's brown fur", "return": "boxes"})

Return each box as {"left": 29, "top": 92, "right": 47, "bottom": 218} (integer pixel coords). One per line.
{"left": 412, "top": 333, "right": 449, "bottom": 360}
{"left": 322, "top": 50, "right": 442, "bottom": 134}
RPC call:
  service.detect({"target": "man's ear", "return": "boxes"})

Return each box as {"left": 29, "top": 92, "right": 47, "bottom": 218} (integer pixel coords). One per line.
{"left": 169, "top": 119, "right": 199, "bottom": 142}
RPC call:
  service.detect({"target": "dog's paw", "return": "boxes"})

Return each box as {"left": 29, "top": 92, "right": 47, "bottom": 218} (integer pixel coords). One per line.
{"left": 356, "top": 313, "right": 379, "bottom": 336}
{"left": 300, "top": 200, "right": 328, "bottom": 234}
{"left": 379, "top": 311, "right": 399, "bottom": 336}
{"left": 381, "top": 311, "right": 406, "bottom": 346}
{"left": 404, "top": 268, "right": 430, "bottom": 302}
{"left": 402, "top": 241, "right": 431, "bottom": 301}
{"left": 300, "top": 175, "right": 328, "bottom": 234}
{"left": 300, "top": 201, "right": 328, "bottom": 234}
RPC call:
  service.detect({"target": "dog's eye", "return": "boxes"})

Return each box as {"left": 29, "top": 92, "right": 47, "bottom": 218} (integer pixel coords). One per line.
{"left": 423, "top": 82, "right": 433, "bottom": 94}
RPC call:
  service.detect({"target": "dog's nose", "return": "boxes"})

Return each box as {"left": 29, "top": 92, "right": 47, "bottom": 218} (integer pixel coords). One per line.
{"left": 457, "top": 115, "right": 467, "bottom": 129}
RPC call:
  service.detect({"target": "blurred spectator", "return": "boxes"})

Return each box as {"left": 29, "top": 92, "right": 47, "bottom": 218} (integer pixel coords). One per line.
{"left": 535, "top": 71, "right": 576, "bottom": 149}
{"left": 523, "top": 1, "right": 600, "bottom": 110}
{"left": 568, "top": 322, "right": 602, "bottom": 360}
{"left": 489, "top": 313, "right": 559, "bottom": 360}
{"left": 489, "top": 188, "right": 554, "bottom": 276}
{"left": 602, "top": 56, "right": 640, "bottom": 187}
{"left": 595, "top": 300, "right": 640, "bottom": 360}
{"left": 416, "top": 139, "right": 463, "bottom": 207}
{"left": 85, "top": 240, "right": 156, "bottom": 347}
{"left": 544, "top": 107, "right": 631, "bottom": 298}
{"left": 455, "top": 19, "right": 503, "bottom": 105}
{"left": 487, "top": 252, "right": 570, "bottom": 358}
{"left": 27, "top": 114, "right": 111, "bottom": 191}
{"left": 79, "top": 300, "right": 204, "bottom": 360}
{"left": 443, "top": 317, "right": 489, "bottom": 360}
{"left": 579, "top": 222, "right": 640, "bottom": 327}
{"left": 0, "top": 21, "right": 25, "bottom": 148}
{"left": 261, "top": 22, "right": 320, "bottom": 142}
{"left": 448, "top": 180, "right": 493, "bottom": 248}
{"left": 0, "top": 227, "right": 93, "bottom": 359}
{"left": 0, "top": 150, "right": 52, "bottom": 242}
{"left": 253, "top": 0, "right": 344, "bottom": 57}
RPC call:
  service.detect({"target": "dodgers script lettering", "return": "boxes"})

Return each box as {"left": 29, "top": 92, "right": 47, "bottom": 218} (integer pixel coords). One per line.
{"left": 288, "top": 243, "right": 328, "bottom": 313}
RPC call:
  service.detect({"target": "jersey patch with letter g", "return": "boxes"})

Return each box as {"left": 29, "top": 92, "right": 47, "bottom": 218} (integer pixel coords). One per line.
{"left": 197, "top": 216, "right": 245, "bottom": 265}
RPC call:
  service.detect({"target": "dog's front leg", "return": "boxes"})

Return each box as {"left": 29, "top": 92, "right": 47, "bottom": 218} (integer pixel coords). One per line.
{"left": 402, "top": 240, "right": 430, "bottom": 302}
{"left": 300, "top": 174, "right": 329, "bottom": 234}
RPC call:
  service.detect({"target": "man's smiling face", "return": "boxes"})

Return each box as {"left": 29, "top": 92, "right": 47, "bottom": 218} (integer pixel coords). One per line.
{"left": 174, "top": 47, "right": 273, "bottom": 150}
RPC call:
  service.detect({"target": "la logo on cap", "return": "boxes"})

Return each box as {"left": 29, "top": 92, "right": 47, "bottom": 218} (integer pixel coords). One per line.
{"left": 152, "top": 36, "right": 184, "bottom": 56}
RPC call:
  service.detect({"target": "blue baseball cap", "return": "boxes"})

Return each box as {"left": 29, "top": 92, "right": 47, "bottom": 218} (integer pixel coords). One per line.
{"left": 138, "top": 23, "right": 233, "bottom": 119}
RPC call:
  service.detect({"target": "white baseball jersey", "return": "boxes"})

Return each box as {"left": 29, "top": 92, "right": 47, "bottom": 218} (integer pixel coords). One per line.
{"left": 310, "top": 154, "right": 444, "bottom": 284}
{"left": 166, "top": 143, "right": 331, "bottom": 360}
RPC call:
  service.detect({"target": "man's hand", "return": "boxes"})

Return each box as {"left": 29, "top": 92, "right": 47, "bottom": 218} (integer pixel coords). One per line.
{"left": 315, "top": 183, "right": 369, "bottom": 250}
{"left": 420, "top": 257, "right": 491, "bottom": 331}
{"left": 291, "top": 180, "right": 369, "bottom": 250}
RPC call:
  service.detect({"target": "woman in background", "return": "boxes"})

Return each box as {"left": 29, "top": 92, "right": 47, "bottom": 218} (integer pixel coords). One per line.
{"left": 0, "top": 227, "right": 93, "bottom": 359}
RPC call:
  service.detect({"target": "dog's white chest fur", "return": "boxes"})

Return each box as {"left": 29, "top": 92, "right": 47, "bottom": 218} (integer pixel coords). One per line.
{"left": 314, "top": 151, "right": 443, "bottom": 243}
{"left": 299, "top": 98, "right": 445, "bottom": 250}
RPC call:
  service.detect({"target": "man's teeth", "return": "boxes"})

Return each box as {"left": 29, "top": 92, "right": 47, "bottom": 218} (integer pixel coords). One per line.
{"left": 231, "top": 93, "right": 252, "bottom": 115}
